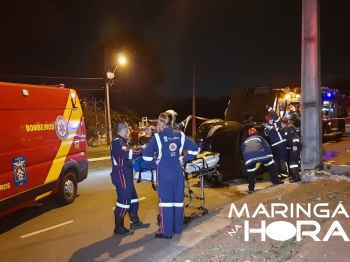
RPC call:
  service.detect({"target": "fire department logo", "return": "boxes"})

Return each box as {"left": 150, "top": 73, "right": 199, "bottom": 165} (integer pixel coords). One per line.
{"left": 12, "top": 156, "right": 28, "bottom": 187}
{"left": 55, "top": 116, "right": 69, "bottom": 140}
{"left": 169, "top": 143, "right": 177, "bottom": 151}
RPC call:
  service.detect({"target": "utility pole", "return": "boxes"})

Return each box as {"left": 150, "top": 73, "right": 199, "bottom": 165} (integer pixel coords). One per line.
{"left": 105, "top": 81, "right": 113, "bottom": 145}
{"left": 301, "top": 0, "right": 323, "bottom": 171}
{"left": 192, "top": 66, "right": 196, "bottom": 137}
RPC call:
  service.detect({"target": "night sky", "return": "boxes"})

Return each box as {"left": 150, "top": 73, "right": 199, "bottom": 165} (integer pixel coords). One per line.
{"left": 1, "top": 0, "right": 350, "bottom": 99}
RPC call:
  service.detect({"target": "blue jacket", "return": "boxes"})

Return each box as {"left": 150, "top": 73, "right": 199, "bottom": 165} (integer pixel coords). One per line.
{"left": 281, "top": 124, "right": 302, "bottom": 149}
{"left": 264, "top": 125, "right": 286, "bottom": 147}
{"left": 241, "top": 134, "right": 273, "bottom": 166}
{"left": 266, "top": 106, "right": 282, "bottom": 128}
{"left": 142, "top": 128, "right": 198, "bottom": 165}
{"left": 110, "top": 135, "right": 141, "bottom": 176}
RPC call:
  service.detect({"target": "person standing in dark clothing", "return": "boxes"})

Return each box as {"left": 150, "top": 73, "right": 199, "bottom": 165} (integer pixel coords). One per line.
{"left": 280, "top": 117, "right": 302, "bottom": 182}
{"left": 142, "top": 113, "right": 199, "bottom": 239}
{"left": 241, "top": 128, "right": 283, "bottom": 194}
{"left": 110, "top": 122, "right": 150, "bottom": 235}
{"left": 264, "top": 113, "right": 289, "bottom": 180}
{"left": 165, "top": 109, "right": 192, "bottom": 131}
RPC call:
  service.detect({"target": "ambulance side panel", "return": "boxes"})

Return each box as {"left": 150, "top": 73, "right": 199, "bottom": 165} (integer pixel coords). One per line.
{"left": 0, "top": 82, "right": 88, "bottom": 217}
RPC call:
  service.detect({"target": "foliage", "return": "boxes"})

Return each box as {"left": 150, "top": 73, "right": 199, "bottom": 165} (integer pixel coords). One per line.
{"left": 110, "top": 108, "right": 140, "bottom": 137}
{"left": 82, "top": 98, "right": 141, "bottom": 143}
{"left": 81, "top": 98, "right": 106, "bottom": 144}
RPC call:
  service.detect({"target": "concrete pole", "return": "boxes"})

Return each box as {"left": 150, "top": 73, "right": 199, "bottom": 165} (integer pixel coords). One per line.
{"left": 301, "top": 0, "right": 323, "bottom": 172}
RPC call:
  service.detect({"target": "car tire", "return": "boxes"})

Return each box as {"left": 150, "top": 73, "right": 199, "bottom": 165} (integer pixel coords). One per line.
{"left": 55, "top": 172, "right": 77, "bottom": 205}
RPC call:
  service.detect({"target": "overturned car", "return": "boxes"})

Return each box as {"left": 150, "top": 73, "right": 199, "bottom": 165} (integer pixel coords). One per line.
{"left": 195, "top": 87, "right": 280, "bottom": 181}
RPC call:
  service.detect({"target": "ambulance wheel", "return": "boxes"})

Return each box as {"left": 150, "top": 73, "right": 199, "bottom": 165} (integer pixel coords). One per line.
{"left": 56, "top": 172, "right": 77, "bottom": 205}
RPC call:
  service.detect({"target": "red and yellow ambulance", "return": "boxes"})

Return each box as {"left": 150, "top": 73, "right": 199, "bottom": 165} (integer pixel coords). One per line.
{"left": 0, "top": 82, "right": 88, "bottom": 217}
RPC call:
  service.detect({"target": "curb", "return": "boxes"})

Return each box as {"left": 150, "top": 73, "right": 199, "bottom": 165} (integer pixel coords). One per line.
{"left": 88, "top": 156, "right": 110, "bottom": 162}
{"left": 323, "top": 163, "right": 350, "bottom": 175}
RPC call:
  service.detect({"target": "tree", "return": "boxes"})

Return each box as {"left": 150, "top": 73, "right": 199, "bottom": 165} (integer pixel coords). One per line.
{"left": 82, "top": 97, "right": 141, "bottom": 144}
{"left": 110, "top": 109, "right": 140, "bottom": 138}
{"left": 82, "top": 98, "right": 106, "bottom": 145}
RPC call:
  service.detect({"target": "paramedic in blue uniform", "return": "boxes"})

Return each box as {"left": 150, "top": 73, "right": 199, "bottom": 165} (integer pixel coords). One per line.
{"left": 142, "top": 112, "right": 199, "bottom": 239}
{"left": 241, "top": 128, "right": 283, "bottom": 193}
{"left": 264, "top": 114, "right": 289, "bottom": 180}
{"left": 110, "top": 122, "right": 150, "bottom": 235}
{"left": 280, "top": 117, "right": 302, "bottom": 182}
{"left": 165, "top": 109, "right": 192, "bottom": 131}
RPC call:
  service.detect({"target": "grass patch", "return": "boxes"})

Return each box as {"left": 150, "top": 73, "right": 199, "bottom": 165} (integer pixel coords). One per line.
{"left": 256, "top": 172, "right": 270, "bottom": 181}
{"left": 87, "top": 150, "right": 110, "bottom": 159}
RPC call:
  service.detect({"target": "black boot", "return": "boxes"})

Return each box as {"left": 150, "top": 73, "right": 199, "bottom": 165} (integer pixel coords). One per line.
{"left": 114, "top": 215, "right": 133, "bottom": 235}
{"left": 129, "top": 213, "right": 150, "bottom": 230}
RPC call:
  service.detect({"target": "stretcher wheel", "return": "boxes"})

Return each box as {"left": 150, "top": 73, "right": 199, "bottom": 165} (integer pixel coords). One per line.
{"left": 183, "top": 216, "right": 191, "bottom": 224}
{"left": 156, "top": 213, "right": 160, "bottom": 226}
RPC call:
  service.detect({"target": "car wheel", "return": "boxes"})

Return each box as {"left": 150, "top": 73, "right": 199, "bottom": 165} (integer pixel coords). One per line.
{"left": 55, "top": 172, "right": 77, "bottom": 205}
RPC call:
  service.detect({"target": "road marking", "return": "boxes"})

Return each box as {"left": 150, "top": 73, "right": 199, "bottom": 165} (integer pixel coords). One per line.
{"left": 111, "top": 197, "right": 147, "bottom": 209}
{"left": 20, "top": 220, "right": 74, "bottom": 238}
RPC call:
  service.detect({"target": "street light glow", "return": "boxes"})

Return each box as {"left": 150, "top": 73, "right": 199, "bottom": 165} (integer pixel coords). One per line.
{"left": 106, "top": 52, "right": 127, "bottom": 145}
{"left": 118, "top": 56, "right": 126, "bottom": 64}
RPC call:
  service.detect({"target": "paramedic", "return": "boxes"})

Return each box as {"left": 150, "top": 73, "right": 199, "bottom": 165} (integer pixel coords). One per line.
{"left": 241, "top": 128, "right": 283, "bottom": 194}
{"left": 110, "top": 122, "right": 150, "bottom": 235}
{"left": 142, "top": 113, "right": 199, "bottom": 239}
{"left": 264, "top": 114, "right": 289, "bottom": 179}
{"left": 165, "top": 109, "right": 192, "bottom": 130}
{"left": 280, "top": 117, "right": 302, "bottom": 182}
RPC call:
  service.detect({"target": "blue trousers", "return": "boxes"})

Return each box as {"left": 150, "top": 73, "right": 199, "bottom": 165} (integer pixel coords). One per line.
{"left": 157, "top": 159, "right": 184, "bottom": 237}
{"left": 271, "top": 144, "right": 288, "bottom": 175}
{"left": 288, "top": 147, "right": 301, "bottom": 181}
{"left": 111, "top": 167, "right": 139, "bottom": 217}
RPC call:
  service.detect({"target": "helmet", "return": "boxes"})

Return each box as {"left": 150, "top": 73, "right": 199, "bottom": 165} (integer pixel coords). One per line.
{"left": 265, "top": 114, "right": 272, "bottom": 122}
{"left": 288, "top": 105, "right": 296, "bottom": 113}
{"left": 165, "top": 109, "right": 178, "bottom": 117}
{"left": 248, "top": 128, "right": 258, "bottom": 136}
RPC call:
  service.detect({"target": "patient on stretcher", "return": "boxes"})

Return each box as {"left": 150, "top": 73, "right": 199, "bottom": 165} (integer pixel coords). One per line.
{"left": 132, "top": 151, "right": 220, "bottom": 182}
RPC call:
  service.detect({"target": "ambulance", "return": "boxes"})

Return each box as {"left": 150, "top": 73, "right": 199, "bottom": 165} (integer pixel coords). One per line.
{"left": 0, "top": 82, "right": 88, "bottom": 218}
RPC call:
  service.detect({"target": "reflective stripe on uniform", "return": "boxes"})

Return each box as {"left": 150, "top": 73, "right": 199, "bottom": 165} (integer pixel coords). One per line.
{"left": 293, "top": 139, "right": 300, "bottom": 142}
{"left": 245, "top": 155, "right": 273, "bottom": 165}
{"left": 159, "top": 202, "right": 184, "bottom": 207}
{"left": 188, "top": 150, "right": 199, "bottom": 155}
{"left": 290, "top": 164, "right": 299, "bottom": 168}
{"left": 271, "top": 139, "right": 286, "bottom": 147}
{"left": 112, "top": 156, "right": 118, "bottom": 166}
{"left": 128, "top": 149, "right": 133, "bottom": 159}
{"left": 245, "top": 137, "right": 261, "bottom": 144}
{"left": 154, "top": 133, "right": 163, "bottom": 161}
{"left": 247, "top": 166, "right": 259, "bottom": 172}
{"left": 143, "top": 156, "right": 153, "bottom": 161}
{"left": 117, "top": 202, "right": 130, "bottom": 209}
{"left": 264, "top": 160, "right": 275, "bottom": 166}
{"left": 179, "top": 132, "right": 185, "bottom": 154}
{"left": 159, "top": 202, "right": 173, "bottom": 207}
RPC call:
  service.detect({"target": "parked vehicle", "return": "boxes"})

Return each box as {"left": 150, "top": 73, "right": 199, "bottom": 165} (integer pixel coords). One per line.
{"left": 0, "top": 82, "right": 88, "bottom": 217}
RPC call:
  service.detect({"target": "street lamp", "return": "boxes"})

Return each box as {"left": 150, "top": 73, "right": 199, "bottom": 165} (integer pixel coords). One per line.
{"left": 106, "top": 53, "right": 126, "bottom": 145}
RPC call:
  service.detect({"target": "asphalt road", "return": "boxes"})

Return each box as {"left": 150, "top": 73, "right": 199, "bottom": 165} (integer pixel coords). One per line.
{"left": 0, "top": 160, "right": 244, "bottom": 262}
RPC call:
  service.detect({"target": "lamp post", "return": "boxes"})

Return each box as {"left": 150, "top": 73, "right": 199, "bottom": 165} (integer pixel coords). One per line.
{"left": 105, "top": 53, "right": 126, "bottom": 145}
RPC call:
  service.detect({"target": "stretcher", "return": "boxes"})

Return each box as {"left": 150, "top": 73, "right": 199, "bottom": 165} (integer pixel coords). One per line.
{"left": 132, "top": 151, "right": 222, "bottom": 223}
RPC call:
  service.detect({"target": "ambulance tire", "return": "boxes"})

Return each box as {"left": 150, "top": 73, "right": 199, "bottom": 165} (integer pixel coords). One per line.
{"left": 55, "top": 172, "right": 77, "bottom": 205}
